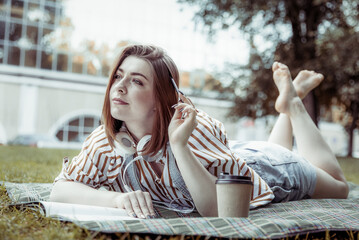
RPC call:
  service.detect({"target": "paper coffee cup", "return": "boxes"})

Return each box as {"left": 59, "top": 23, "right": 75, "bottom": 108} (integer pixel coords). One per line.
{"left": 216, "top": 174, "right": 253, "bottom": 217}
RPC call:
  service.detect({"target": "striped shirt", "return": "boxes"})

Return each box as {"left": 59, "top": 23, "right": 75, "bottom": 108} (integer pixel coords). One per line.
{"left": 55, "top": 109, "right": 274, "bottom": 209}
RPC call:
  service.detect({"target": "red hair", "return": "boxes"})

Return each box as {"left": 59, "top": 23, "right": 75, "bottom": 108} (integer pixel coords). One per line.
{"left": 102, "top": 45, "right": 179, "bottom": 155}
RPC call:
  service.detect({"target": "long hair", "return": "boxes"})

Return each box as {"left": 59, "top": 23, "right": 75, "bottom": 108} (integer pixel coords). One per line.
{"left": 102, "top": 45, "right": 179, "bottom": 155}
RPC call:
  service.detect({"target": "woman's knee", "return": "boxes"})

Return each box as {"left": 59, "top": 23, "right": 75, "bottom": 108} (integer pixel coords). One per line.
{"left": 312, "top": 169, "right": 349, "bottom": 199}
{"left": 337, "top": 181, "right": 349, "bottom": 199}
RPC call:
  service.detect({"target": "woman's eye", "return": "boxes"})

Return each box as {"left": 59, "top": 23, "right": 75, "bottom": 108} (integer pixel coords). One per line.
{"left": 133, "top": 79, "right": 143, "bottom": 85}
{"left": 114, "top": 74, "right": 122, "bottom": 79}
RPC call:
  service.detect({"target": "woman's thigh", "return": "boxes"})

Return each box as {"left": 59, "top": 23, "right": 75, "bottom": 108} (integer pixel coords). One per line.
{"left": 311, "top": 168, "right": 348, "bottom": 199}
{"left": 229, "top": 141, "right": 317, "bottom": 202}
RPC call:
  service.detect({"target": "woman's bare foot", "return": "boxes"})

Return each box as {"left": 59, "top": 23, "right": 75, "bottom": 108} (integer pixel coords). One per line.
{"left": 293, "top": 70, "right": 324, "bottom": 99}
{"left": 272, "top": 62, "right": 299, "bottom": 114}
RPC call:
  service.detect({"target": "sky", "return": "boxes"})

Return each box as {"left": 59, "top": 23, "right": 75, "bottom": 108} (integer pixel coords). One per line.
{"left": 63, "top": 0, "right": 250, "bottom": 72}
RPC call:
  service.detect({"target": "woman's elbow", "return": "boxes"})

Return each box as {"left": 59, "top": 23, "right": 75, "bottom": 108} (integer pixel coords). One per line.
{"left": 49, "top": 180, "right": 69, "bottom": 202}
{"left": 197, "top": 204, "right": 218, "bottom": 217}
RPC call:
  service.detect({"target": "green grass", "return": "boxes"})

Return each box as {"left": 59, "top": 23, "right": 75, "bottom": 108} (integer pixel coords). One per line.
{"left": 0, "top": 145, "right": 358, "bottom": 240}
{"left": 0, "top": 146, "right": 79, "bottom": 183}
{"left": 337, "top": 156, "right": 359, "bottom": 185}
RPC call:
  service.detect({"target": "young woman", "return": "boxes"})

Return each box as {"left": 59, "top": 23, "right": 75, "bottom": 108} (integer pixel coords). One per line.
{"left": 50, "top": 45, "right": 348, "bottom": 218}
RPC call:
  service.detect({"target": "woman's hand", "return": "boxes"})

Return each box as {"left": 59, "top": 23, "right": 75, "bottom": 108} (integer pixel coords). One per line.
{"left": 168, "top": 103, "right": 198, "bottom": 147}
{"left": 114, "top": 190, "right": 156, "bottom": 219}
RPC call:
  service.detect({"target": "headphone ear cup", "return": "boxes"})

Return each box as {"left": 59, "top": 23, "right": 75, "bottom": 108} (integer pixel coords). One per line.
{"left": 114, "top": 131, "right": 160, "bottom": 162}
{"left": 114, "top": 132, "right": 136, "bottom": 155}
{"left": 136, "top": 135, "right": 151, "bottom": 157}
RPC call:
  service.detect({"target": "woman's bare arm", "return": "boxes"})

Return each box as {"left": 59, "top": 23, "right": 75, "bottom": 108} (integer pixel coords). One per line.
{"left": 50, "top": 180, "right": 156, "bottom": 218}
{"left": 50, "top": 180, "right": 118, "bottom": 207}
{"left": 168, "top": 103, "right": 218, "bottom": 217}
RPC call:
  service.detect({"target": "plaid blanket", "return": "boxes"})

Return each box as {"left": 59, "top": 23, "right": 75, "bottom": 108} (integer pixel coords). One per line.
{"left": 3, "top": 181, "right": 359, "bottom": 239}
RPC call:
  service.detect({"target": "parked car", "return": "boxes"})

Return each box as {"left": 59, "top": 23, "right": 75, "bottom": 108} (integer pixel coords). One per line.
{"left": 8, "top": 134, "right": 59, "bottom": 147}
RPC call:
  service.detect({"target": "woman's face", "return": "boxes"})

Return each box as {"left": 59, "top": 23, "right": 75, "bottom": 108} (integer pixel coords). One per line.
{"left": 110, "top": 56, "right": 156, "bottom": 127}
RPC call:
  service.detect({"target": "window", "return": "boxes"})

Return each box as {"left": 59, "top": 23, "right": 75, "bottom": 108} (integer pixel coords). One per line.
{"left": 0, "top": 43, "right": 4, "bottom": 64}
{"left": 25, "top": 49, "right": 36, "bottom": 67}
{"left": 56, "top": 52, "right": 67, "bottom": 71}
{"left": 10, "top": 0, "right": 24, "bottom": 19}
{"left": 40, "top": 50, "right": 52, "bottom": 69}
{"left": 0, "top": 21, "right": 5, "bottom": 40}
{"left": 55, "top": 115, "right": 101, "bottom": 143}
{"left": 26, "top": 25, "right": 39, "bottom": 45}
{"left": 72, "top": 55, "right": 84, "bottom": 74}
{"left": 8, "top": 45, "right": 20, "bottom": 65}
{"left": 44, "top": 5, "right": 55, "bottom": 25}
{"left": 9, "top": 22, "right": 22, "bottom": 42}
{"left": 27, "top": 2, "right": 42, "bottom": 23}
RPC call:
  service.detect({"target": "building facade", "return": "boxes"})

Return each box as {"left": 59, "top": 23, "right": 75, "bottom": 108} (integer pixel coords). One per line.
{"left": 0, "top": 63, "right": 236, "bottom": 145}
{"left": 0, "top": 0, "right": 237, "bottom": 146}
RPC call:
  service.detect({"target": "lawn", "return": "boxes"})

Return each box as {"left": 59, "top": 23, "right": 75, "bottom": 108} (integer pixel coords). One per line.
{"left": 0, "top": 145, "right": 358, "bottom": 239}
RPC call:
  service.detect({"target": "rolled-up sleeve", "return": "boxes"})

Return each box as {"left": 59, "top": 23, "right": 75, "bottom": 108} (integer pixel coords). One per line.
{"left": 188, "top": 109, "right": 274, "bottom": 208}
{"left": 54, "top": 126, "right": 116, "bottom": 190}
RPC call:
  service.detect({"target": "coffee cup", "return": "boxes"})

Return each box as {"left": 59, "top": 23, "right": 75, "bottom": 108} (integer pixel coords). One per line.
{"left": 215, "top": 173, "right": 253, "bottom": 217}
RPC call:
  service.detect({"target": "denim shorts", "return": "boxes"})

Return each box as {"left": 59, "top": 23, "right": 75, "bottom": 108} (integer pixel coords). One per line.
{"left": 229, "top": 141, "right": 317, "bottom": 203}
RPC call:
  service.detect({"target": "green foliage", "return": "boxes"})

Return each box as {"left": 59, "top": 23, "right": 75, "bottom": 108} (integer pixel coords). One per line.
{"left": 178, "top": 0, "right": 359, "bottom": 156}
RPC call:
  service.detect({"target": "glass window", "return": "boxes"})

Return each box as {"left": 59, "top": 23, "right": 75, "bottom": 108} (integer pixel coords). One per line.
{"left": 10, "top": 0, "right": 24, "bottom": 19}
{"left": 26, "top": 25, "right": 38, "bottom": 45}
{"left": 25, "top": 49, "right": 36, "bottom": 67}
{"left": 101, "top": 60, "right": 110, "bottom": 77}
{"left": 41, "top": 50, "right": 52, "bottom": 69}
{"left": 41, "top": 27, "right": 53, "bottom": 50}
{"left": 56, "top": 129, "right": 64, "bottom": 141}
{"left": 27, "top": 2, "right": 41, "bottom": 23}
{"left": 84, "top": 117, "right": 94, "bottom": 127}
{"left": 68, "top": 130, "right": 78, "bottom": 142}
{"left": 69, "top": 118, "right": 79, "bottom": 127}
{"left": 44, "top": 5, "right": 55, "bottom": 25}
{"left": 72, "top": 55, "right": 83, "bottom": 74}
{"left": 9, "top": 22, "right": 22, "bottom": 42}
{"left": 55, "top": 115, "right": 101, "bottom": 143}
{"left": 0, "top": 5, "right": 6, "bottom": 20}
{"left": 56, "top": 53, "right": 68, "bottom": 71}
{"left": 8, "top": 45, "right": 20, "bottom": 65}
{"left": 0, "top": 43, "right": 4, "bottom": 64}
{"left": 87, "top": 61, "right": 97, "bottom": 75}
{"left": 0, "top": 21, "right": 5, "bottom": 40}
{"left": 42, "top": 26, "right": 52, "bottom": 35}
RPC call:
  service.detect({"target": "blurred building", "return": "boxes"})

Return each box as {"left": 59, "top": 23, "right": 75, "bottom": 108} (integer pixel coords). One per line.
{"left": 0, "top": 0, "right": 112, "bottom": 146}
{"left": 0, "top": 0, "right": 236, "bottom": 147}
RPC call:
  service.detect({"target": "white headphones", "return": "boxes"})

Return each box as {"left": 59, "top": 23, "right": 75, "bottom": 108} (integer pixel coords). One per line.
{"left": 114, "top": 127, "right": 159, "bottom": 162}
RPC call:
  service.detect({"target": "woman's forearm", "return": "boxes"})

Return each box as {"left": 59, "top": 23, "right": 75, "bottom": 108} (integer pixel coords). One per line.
{"left": 50, "top": 180, "right": 119, "bottom": 207}
{"left": 171, "top": 144, "right": 218, "bottom": 217}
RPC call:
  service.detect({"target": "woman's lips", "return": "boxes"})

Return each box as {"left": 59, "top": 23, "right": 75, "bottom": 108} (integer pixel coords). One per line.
{"left": 112, "top": 98, "right": 128, "bottom": 105}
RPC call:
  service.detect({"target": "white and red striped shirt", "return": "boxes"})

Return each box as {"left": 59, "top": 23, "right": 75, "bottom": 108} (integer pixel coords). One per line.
{"left": 55, "top": 109, "right": 274, "bottom": 209}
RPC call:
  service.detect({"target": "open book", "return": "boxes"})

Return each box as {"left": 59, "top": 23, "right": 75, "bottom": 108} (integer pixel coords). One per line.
{"left": 13, "top": 201, "right": 138, "bottom": 221}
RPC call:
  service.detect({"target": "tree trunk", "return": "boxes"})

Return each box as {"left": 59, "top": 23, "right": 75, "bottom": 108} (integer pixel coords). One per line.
{"left": 302, "top": 91, "right": 318, "bottom": 126}
{"left": 347, "top": 103, "right": 358, "bottom": 157}
{"left": 286, "top": 0, "right": 321, "bottom": 126}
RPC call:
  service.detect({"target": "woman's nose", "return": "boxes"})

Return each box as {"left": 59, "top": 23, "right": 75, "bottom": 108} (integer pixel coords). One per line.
{"left": 115, "top": 76, "right": 128, "bottom": 93}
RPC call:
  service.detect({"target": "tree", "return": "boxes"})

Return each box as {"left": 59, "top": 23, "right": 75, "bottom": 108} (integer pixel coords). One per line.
{"left": 316, "top": 28, "right": 359, "bottom": 156}
{"left": 178, "top": 0, "right": 359, "bottom": 156}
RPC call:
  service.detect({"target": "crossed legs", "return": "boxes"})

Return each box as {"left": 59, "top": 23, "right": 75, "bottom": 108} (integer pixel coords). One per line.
{"left": 268, "top": 69, "right": 324, "bottom": 149}
{"left": 270, "top": 62, "right": 348, "bottom": 199}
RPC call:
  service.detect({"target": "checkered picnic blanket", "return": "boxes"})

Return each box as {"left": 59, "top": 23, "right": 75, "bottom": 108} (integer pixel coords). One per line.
{"left": 2, "top": 181, "right": 359, "bottom": 239}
